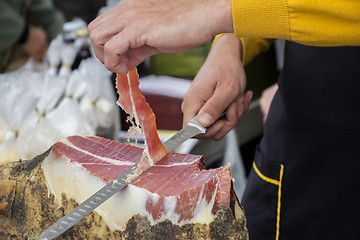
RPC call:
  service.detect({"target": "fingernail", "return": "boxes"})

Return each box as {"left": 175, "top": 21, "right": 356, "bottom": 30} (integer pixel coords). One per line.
{"left": 198, "top": 113, "right": 213, "bottom": 126}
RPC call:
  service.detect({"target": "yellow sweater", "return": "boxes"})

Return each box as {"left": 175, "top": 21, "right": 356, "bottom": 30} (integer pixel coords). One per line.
{"left": 227, "top": 0, "right": 360, "bottom": 64}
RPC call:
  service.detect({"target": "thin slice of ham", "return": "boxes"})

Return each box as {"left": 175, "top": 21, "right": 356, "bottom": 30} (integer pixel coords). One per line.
{"left": 41, "top": 136, "right": 240, "bottom": 231}
{"left": 116, "top": 68, "right": 168, "bottom": 174}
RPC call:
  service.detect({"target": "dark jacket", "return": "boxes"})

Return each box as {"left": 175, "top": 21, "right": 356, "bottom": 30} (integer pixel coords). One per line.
{"left": 0, "top": 0, "right": 64, "bottom": 72}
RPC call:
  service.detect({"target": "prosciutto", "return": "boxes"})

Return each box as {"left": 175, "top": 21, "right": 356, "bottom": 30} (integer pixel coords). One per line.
{"left": 41, "top": 135, "right": 241, "bottom": 231}
{"left": 36, "top": 68, "right": 248, "bottom": 238}
{"left": 116, "top": 68, "right": 168, "bottom": 174}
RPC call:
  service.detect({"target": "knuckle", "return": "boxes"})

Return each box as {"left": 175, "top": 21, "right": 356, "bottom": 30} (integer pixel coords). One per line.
{"left": 88, "top": 21, "right": 95, "bottom": 33}
{"left": 103, "top": 43, "right": 111, "bottom": 54}
{"left": 206, "top": 101, "right": 223, "bottom": 115}
{"left": 89, "top": 30, "right": 104, "bottom": 46}
{"left": 182, "top": 92, "right": 193, "bottom": 107}
{"left": 123, "top": 9, "right": 137, "bottom": 20}
{"left": 105, "top": 64, "right": 118, "bottom": 73}
{"left": 103, "top": 41, "right": 117, "bottom": 57}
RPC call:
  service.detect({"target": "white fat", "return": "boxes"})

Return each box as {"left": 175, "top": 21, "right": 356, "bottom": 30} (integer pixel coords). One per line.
{"left": 96, "top": 185, "right": 151, "bottom": 230}
{"left": 62, "top": 138, "right": 134, "bottom": 166}
{"left": 41, "top": 151, "right": 106, "bottom": 205}
{"left": 187, "top": 184, "right": 218, "bottom": 225}
{"left": 155, "top": 162, "right": 196, "bottom": 167}
{"left": 143, "top": 147, "right": 154, "bottom": 166}
{"left": 127, "top": 73, "right": 141, "bottom": 129}
{"left": 41, "top": 151, "right": 146, "bottom": 230}
{"left": 127, "top": 126, "right": 142, "bottom": 144}
{"left": 41, "top": 151, "right": 217, "bottom": 231}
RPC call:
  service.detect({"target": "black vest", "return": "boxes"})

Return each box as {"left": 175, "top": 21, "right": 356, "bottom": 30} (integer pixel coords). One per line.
{"left": 242, "top": 41, "right": 360, "bottom": 240}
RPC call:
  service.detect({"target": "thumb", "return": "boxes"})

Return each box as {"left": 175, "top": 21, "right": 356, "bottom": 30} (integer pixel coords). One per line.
{"left": 196, "top": 85, "right": 236, "bottom": 127}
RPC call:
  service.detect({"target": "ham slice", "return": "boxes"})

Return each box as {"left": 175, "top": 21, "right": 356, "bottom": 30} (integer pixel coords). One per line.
{"left": 41, "top": 135, "right": 242, "bottom": 231}
{"left": 116, "top": 68, "right": 168, "bottom": 174}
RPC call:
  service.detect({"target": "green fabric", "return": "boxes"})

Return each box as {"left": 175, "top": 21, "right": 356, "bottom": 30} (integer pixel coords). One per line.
{"left": 27, "top": 0, "right": 65, "bottom": 40}
{"left": 0, "top": 0, "right": 64, "bottom": 70}
{"left": 0, "top": 1, "right": 25, "bottom": 53}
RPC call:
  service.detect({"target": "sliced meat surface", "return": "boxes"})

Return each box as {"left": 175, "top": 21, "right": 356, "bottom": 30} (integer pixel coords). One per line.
{"left": 47, "top": 136, "right": 234, "bottom": 226}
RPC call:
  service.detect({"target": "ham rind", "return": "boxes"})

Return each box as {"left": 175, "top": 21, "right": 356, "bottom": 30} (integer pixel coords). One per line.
{"left": 116, "top": 68, "right": 168, "bottom": 171}
{"left": 41, "top": 136, "right": 238, "bottom": 231}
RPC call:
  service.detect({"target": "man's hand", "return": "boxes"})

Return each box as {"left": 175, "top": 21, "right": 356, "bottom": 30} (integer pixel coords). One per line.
{"left": 259, "top": 83, "right": 278, "bottom": 123}
{"left": 182, "top": 34, "right": 252, "bottom": 140}
{"left": 22, "top": 26, "right": 48, "bottom": 62}
{"left": 88, "top": 0, "right": 233, "bottom": 74}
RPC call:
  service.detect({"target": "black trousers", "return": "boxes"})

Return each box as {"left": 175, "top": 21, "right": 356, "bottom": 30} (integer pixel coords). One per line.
{"left": 242, "top": 41, "right": 360, "bottom": 240}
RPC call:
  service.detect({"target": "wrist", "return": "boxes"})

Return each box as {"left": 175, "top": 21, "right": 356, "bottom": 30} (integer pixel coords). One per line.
{"left": 212, "top": 33, "right": 241, "bottom": 59}
{"left": 211, "top": 0, "right": 233, "bottom": 36}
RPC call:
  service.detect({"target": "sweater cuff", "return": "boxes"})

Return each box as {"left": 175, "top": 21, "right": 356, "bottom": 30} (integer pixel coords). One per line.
{"left": 212, "top": 34, "right": 225, "bottom": 46}
{"left": 232, "top": 0, "right": 290, "bottom": 40}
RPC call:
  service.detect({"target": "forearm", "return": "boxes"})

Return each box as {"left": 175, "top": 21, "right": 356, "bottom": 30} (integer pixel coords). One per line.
{"left": 232, "top": 0, "right": 360, "bottom": 46}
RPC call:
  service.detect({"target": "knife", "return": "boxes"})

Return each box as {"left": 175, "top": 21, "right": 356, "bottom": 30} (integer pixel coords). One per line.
{"left": 39, "top": 116, "right": 206, "bottom": 240}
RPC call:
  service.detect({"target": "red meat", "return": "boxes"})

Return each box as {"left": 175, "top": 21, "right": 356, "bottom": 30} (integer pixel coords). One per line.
{"left": 51, "top": 135, "right": 235, "bottom": 224}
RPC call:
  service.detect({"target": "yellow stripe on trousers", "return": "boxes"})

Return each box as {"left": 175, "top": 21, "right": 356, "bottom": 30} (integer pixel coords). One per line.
{"left": 253, "top": 161, "right": 284, "bottom": 240}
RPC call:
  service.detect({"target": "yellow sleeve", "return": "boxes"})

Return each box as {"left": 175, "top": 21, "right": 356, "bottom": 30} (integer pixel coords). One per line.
{"left": 241, "top": 38, "right": 273, "bottom": 65}
{"left": 232, "top": 0, "right": 360, "bottom": 46}
{"left": 213, "top": 34, "right": 273, "bottom": 65}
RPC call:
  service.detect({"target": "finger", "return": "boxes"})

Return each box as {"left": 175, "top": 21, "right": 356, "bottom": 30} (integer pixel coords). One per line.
{"left": 196, "top": 120, "right": 225, "bottom": 140}
{"left": 126, "top": 46, "right": 158, "bottom": 70}
{"left": 202, "top": 91, "right": 253, "bottom": 140}
{"left": 182, "top": 86, "right": 208, "bottom": 128}
{"left": 182, "top": 104, "right": 203, "bottom": 128}
{"left": 89, "top": 18, "right": 127, "bottom": 45}
{"left": 88, "top": 2, "right": 127, "bottom": 33}
{"left": 89, "top": 19, "right": 127, "bottom": 64}
{"left": 92, "top": 44, "right": 105, "bottom": 64}
{"left": 181, "top": 101, "right": 197, "bottom": 128}
{"left": 103, "top": 30, "right": 132, "bottom": 73}
{"left": 182, "top": 105, "right": 202, "bottom": 129}
{"left": 212, "top": 100, "right": 240, "bottom": 140}
{"left": 89, "top": 26, "right": 106, "bottom": 63}
{"left": 195, "top": 99, "right": 238, "bottom": 140}
{"left": 196, "top": 81, "right": 239, "bottom": 127}
{"left": 243, "top": 90, "right": 253, "bottom": 112}
{"left": 195, "top": 104, "right": 236, "bottom": 141}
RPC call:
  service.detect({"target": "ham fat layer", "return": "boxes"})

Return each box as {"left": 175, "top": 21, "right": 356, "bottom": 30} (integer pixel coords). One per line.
{"left": 41, "top": 136, "right": 235, "bottom": 231}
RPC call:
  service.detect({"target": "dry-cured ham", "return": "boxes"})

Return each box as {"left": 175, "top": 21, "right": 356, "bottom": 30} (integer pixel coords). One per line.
{"left": 116, "top": 68, "right": 168, "bottom": 172}
{"left": 43, "top": 136, "right": 238, "bottom": 227}
{"left": 0, "top": 136, "right": 249, "bottom": 239}
{"left": 0, "top": 67, "right": 249, "bottom": 239}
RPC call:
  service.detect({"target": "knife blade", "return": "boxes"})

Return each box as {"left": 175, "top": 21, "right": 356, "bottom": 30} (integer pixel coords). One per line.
{"left": 39, "top": 116, "right": 206, "bottom": 240}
